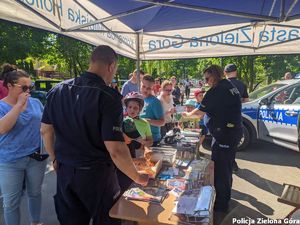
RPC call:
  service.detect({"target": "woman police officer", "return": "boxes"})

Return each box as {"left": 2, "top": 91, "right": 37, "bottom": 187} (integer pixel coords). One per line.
{"left": 182, "top": 65, "right": 243, "bottom": 212}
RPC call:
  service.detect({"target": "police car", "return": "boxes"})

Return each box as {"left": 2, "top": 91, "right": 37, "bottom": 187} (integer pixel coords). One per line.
{"left": 240, "top": 79, "right": 300, "bottom": 151}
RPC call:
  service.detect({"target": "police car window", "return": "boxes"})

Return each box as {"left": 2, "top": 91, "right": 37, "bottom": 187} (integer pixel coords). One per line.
{"left": 271, "top": 84, "right": 300, "bottom": 105}
{"left": 291, "top": 85, "right": 300, "bottom": 105}
{"left": 249, "top": 83, "right": 286, "bottom": 101}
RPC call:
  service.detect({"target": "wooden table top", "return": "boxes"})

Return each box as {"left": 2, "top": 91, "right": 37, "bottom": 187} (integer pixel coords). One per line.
{"left": 110, "top": 161, "right": 214, "bottom": 225}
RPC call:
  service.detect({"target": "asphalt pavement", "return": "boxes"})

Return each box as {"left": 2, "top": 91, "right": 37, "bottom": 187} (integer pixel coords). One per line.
{"left": 203, "top": 140, "right": 300, "bottom": 225}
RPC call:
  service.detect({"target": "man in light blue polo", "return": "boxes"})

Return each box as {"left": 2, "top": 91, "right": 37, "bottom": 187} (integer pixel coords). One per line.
{"left": 140, "top": 74, "right": 165, "bottom": 146}
{"left": 121, "top": 69, "right": 144, "bottom": 97}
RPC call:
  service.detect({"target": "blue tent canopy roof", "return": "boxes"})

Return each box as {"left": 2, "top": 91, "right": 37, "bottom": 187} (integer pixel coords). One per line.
{"left": 91, "top": 0, "right": 300, "bottom": 32}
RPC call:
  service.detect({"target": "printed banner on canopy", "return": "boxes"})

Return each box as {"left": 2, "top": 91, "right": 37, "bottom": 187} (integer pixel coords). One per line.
{"left": 140, "top": 21, "right": 300, "bottom": 59}
{"left": 0, "top": 0, "right": 137, "bottom": 59}
{"left": 1, "top": 0, "right": 300, "bottom": 60}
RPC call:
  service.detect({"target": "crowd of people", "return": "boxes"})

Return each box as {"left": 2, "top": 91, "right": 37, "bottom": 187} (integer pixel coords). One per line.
{"left": 0, "top": 44, "right": 259, "bottom": 225}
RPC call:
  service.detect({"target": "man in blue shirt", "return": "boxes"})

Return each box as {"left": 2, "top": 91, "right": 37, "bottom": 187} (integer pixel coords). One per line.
{"left": 121, "top": 69, "right": 144, "bottom": 97}
{"left": 140, "top": 75, "right": 165, "bottom": 146}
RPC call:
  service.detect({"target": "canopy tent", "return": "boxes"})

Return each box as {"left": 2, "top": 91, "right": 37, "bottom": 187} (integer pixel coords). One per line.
{"left": 1, "top": 0, "right": 300, "bottom": 60}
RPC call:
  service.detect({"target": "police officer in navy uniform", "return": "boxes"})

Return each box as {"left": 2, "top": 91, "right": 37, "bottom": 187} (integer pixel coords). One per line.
{"left": 224, "top": 63, "right": 249, "bottom": 172}
{"left": 224, "top": 64, "right": 249, "bottom": 103}
{"left": 183, "top": 65, "right": 243, "bottom": 212}
{"left": 40, "top": 45, "right": 148, "bottom": 225}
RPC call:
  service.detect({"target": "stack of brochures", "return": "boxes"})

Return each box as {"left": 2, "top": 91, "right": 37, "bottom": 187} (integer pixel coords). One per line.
{"left": 123, "top": 186, "right": 168, "bottom": 203}
{"left": 172, "top": 186, "right": 215, "bottom": 218}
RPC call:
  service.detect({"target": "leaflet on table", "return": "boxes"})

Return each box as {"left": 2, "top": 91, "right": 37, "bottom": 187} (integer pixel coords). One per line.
{"left": 195, "top": 186, "right": 214, "bottom": 214}
{"left": 159, "top": 167, "right": 179, "bottom": 177}
{"left": 170, "top": 187, "right": 184, "bottom": 197}
{"left": 166, "top": 178, "right": 187, "bottom": 191}
{"left": 181, "top": 130, "right": 200, "bottom": 138}
{"left": 123, "top": 186, "right": 168, "bottom": 203}
{"left": 174, "top": 159, "right": 192, "bottom": 168}
{"left": 189, "top": 158, "right": 210, "bottom": 171}
{"left": 172, "top": 186, "right": 215, "bottom": 218}
{"left": 181, "top": 138, "right": 199, "bottom": 145}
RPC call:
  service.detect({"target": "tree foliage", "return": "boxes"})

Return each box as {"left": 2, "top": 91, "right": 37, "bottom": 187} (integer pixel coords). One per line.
{"left": 0, "top": 20, "right": 49, "bottom": 71}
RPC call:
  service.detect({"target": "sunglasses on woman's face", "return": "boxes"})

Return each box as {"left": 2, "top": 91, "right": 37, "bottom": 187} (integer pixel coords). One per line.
{"left": 14, "top": 84, "right": 34, "bottom": 92}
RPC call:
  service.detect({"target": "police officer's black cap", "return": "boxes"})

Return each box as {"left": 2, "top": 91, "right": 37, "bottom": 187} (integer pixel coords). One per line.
{"left": 224, "top": 64, "right": 237, "bottom": 73}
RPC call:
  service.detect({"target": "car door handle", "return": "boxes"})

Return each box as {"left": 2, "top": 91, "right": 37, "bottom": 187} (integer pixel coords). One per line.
{"left": 285, "top": 110, "right": 298, "bottom": 117}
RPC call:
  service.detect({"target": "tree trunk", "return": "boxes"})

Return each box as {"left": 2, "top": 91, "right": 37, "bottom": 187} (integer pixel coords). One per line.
{"left": 76, "top": 57, "right": 84, "bottom": 74}
{"left": 248, "top": 56, "right": 255, "bottom": 92}
{"left": 68, "top": 60, "right": 72, "bottom": 78}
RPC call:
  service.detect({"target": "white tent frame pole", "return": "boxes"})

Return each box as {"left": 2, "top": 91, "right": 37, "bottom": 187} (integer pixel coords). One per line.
{"left": 135, "top": 0, "right": 279, "bottom": 22}
{"left": 284, "top": 0, "right": 299, "bottom": 21}
{"left": 136, "top": 33, "right": 141, "bottom": 92}
{"left": 286, "top": 14, "right": 300, "bottom": 21}
{"left": 74, "top": 0, "right": 136, "bottom": 52}
{"left": 10, "top": 0, "right": 300, "bottom": 59}
{"left": 72, "top": 29, "right": 136, "bottom": 35}
{"left": 257, "top": 0, "right": 279, "bottom": 48}
{"left": 15, "top": 0, "right": 136, "bottom": 52}
{"left": 269, "top": 0, "right": 278, "bottom": 16}
{"left": 280, "top": 0, "right": 286, "bottom": 20}
{"left": 256, "top": 35, "right": 300, "bottom": 49}
{"left": 65, "top": 4, "right": 158, "bottom": 32}
{"left": 267, "top": 23, "right": 300, "bottom": 29}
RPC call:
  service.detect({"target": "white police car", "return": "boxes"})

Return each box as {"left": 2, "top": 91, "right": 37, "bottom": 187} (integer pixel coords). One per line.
{"left": 240, "top": 79, "right": 300, "bottom": 151}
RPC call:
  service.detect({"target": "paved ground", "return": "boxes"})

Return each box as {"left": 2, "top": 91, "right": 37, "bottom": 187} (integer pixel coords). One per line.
{"left": 202, "top": 141, "right": 300, "bottom": 225}
{"left": 1, "top": 140, "right": 299, "bottom": 225}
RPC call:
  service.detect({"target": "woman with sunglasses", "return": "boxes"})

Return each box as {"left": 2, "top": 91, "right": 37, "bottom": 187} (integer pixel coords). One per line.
{"left": 0, "top": 65, "right": 46, "bottom": 225}
{"left": 182, "top": 65, "right": 243, "bottom": 212}
{"left": 158, "top": 80, "right": 176, "bottom": 138}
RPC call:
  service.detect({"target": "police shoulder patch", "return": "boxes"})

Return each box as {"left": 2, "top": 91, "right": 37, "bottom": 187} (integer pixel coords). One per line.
{"left": 113, "top": 126, "right": 122, "bottom": 132}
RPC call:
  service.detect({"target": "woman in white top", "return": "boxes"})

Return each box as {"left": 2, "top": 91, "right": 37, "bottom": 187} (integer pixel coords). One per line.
{"left": 158, "top": 80, "right": 175, "bottom": 138}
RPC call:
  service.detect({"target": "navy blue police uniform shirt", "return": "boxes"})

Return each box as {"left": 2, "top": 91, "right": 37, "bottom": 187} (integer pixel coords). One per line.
{"left": 197, "top": 79, "right": 242, "bottom": 129}
{"left": 228, "top": 77, "right": 249, "bottom": 99}
{"left": 41, "top": 72, "right": 124, "bottom": 166}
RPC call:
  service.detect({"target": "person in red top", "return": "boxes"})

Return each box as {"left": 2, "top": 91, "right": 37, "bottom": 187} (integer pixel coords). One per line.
{"left": 153, "top": 77, "right": 161, "bottom": 96}
{"left": 0, "top": 80, "right": 8, "bottom": 100}
{"left": 0, "top": 63, "right": 14, "bottom": 99}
